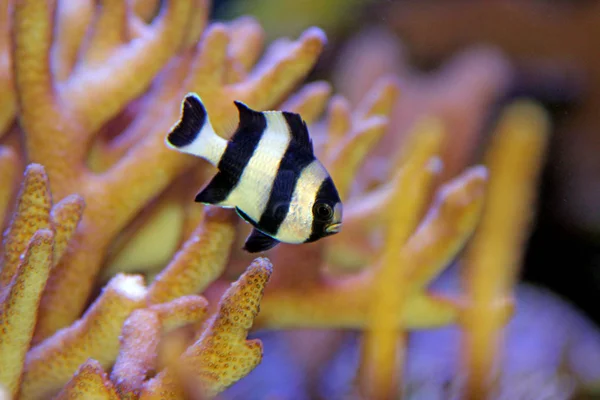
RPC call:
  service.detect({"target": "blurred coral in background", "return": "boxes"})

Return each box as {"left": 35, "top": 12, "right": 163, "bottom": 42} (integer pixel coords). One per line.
{"left": 2, "top": 0, "right": 600, "bottom": 399}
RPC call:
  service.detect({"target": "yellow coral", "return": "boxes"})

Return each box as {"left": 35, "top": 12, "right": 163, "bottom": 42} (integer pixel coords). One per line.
{"left": 0, "top": 0, "right": 15, "bottom": 137}
{"left": 111, "top": 310, "right": 161, "bottom": 400}
{"left": 0, "top": 147, "right": 19, "bottom": 232}
{"left": 49, "top": 194, "right": 85, "bottom": 268}
{"left": 9, "top": 0, "right": 328, "bottom": 341}
{"left": 252, "top": 166, "right": 486, "bottom": 331}
{"left": 148, "top": 295, "right": 209, "bottom": 333}
{"left": 54, "top": 359, "right": 120, "bottom": 400}
{"left": 140, "top": 258, "right": 273, "bottom": 399}
{"left": 20, "top": 274, "right": 147, "bottom": 400}
{"left": 0, "top": 163, "right": 84, "bottom": 398}
{"left": 0, "top": 0, "right": 561, "bottom": 397}
{"left": 360, "top": 119, "right": 444, "bottom": 398}
{"left": 0, "top": 164, "right": 52, "bottom": 288}
{"left": 0, "top": 229, "right": 54, "bottom": 397}
{"left": 146, "top": 207, "right": 237, "bottom": 305}
{"left": 461, "top": 100, "right": 550, "bottom": 398}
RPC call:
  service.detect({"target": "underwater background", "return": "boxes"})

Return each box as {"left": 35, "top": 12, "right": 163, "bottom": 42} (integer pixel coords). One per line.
{"left": 1, "top": 0, "right": 600, "bottom": 399}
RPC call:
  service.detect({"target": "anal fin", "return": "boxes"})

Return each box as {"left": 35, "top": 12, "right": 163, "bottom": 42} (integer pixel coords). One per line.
{"left": 243, "top": 228, "right": 280, "bottom": 253}
{"left": 194, "top": 172, "right": 234, "bottom": 205}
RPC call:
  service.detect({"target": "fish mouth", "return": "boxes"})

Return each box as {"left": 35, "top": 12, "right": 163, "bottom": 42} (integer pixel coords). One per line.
{"left": 325, "top": 223, "right": 342, "bottom": 234}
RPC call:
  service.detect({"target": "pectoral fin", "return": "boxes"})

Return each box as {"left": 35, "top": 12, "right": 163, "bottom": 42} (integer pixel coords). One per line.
{"left": 243, "top": 228, "right": 280, "bottom": 253}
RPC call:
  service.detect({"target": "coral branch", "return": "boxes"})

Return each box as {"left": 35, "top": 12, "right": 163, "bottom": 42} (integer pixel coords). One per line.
{"left": 51, "top": 0, "right": 94, "bottom": 81}
{"left": 13, "top": 0, "right": 57, "bottom": 121}
{"left": 186, "top": 24, "right": 230, "bottom": 96}
{"left": 255, "top": 165, "right": 486, "bottom": 331}
{"left": 360, "top": 122, "right": 443, "bottom": 398}
{"left": 408, "top": 166, "right": 487, "bottom": 289}
{"left": 182, "top": 0, "right": 209, "bottom": 49}
{"left": 20, "top": 274, "right": 147, "bottom": 400}
{"left": 0, "top": 0, "right": 15, "bottom": 137}
{"left": 90, "top": 52, "right": 195, "bottom": 171}
{"left": 148, "top": 295, "right": 209, "bottom": 332}
{"left": 323, "top": 95, "right": 352, "bottom": 158}
{"left": 461, "top": 100, "right": 550, "bottom": 399}
{"left": 328, "top": 116, "right": 388, "bottom": 200}
{"left": 55, "top": 359, "right": 120, "bottom": 400}
{"left": 62, "top": 0, "right": 193, "bottom": 133}
{"left": 141, "top": 258, "right": 273, "bottom": 399}
{"left": 102, "top": 191, "right": 186, "bottom": 277}
{"left": 49, "top": 194, "right": 85, "bottom": 267}
{"left": 146, "top": 207, "right": 236, "bottom": 305}
{"left": 227, "top": 16, "right": 265, "bottom": 73}
{"left": 83, "top": 0, "right": 128, "bottom": 65}
{"left": 13, "top": 1, "right": 86, "bottom": 189}
{"left": 0, "top": 147, "right": 18, "bottom": 225}
{"left": 255, "top": 279, "right": 458, "bottom": 331}
{"left": 132, "top": 0, "right": 160, "bottom": 22}
{"left": 354, "top": 75, "right": 401, "bottom": 121}
{"left": 235, "top": 27, "right": 326, "bottom": 111}
{"left": 280, "top": 81, "right": 332, "bottom": 124}
{"left": 0, "top": 164, "right": 52, "bottom": 288}
{"left": 111, "top": 309, "right": 161, "bottom": 400}
{"left": 0, "top": 229, "right": 54, "bottom": 397}
{"left": 331, "top": 117, "right": 446, "bottom": 259}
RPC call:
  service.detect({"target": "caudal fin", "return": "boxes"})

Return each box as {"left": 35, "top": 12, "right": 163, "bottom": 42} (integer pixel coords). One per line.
{"left": 165, "top": 93, "right": 226, "bottom": 165}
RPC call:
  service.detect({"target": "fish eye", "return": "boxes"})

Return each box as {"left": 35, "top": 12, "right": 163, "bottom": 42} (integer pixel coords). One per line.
{"left": 313, "top": 202, "right": 333, "bottom": 221}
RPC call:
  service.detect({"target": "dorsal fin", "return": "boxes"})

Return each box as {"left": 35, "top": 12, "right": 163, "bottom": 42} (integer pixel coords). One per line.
{"left": 282, "top": 111, "right": 313, "bottom": 154}
{"left": 233, "top": 101, "right": 266, "bottom": 134}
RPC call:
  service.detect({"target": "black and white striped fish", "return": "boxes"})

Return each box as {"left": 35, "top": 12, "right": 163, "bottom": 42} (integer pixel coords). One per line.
{"left": 165, "top": 93, "right": 343, "bottom": 253}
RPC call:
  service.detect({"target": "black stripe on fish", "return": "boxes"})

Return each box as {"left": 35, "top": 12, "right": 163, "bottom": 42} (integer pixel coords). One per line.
{"left": 305, "top": 176, "right": 339, "bottom": 243}
{"left": 282, "top": 111, "right": 314, "bottom": 154}
{"left": 195, "top": 101, "right": 267, "bottom": 205}
{"left": 194, "top": 172, "right": 233, "bottom": 204}
{"left": 167, "top": 94, "right": 207, "bottom": 148}
{"left": 258, "top": 145, "right": 315, "bottom": 236}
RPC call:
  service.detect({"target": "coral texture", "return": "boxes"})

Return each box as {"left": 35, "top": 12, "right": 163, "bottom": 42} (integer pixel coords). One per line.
{"left": 140, "top": 258, "right": 273, "bottom": 399}
{"left": 0, "top": 0, "right": 595, "bottom": 399}
{"left": 54, "top": 359, "right": 120, "bottom": 400}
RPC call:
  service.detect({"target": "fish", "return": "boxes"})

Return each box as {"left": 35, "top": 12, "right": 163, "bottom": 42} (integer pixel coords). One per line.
{"left": 165, "top": 92, "right": 343, "bottom": 253}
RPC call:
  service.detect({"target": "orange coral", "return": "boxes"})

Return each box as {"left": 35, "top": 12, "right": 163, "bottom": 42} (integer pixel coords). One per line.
{"left": 10, "top": 0, "right": 327, "bottom": 342}
{"left": 55, "top": 359, "right": 120, "bottom": 400}
{"left": 0, "top": 0, "right": 566, "bottom": 397}
{"left": 111, "top": 310, "right": 161, "bottom": 400}
{"left": 0, "top": 147, "right": 19, "bottom": 224}
{"left": 0, "top": 229, "right": 54, "bottom": 397}
{"left": 140, "top": 258, "right": 273, "bottom": 399}
{"left": 148, "top": 295, "right": 209, "bottom": 332}
{"left": 0, "top": 163, "right": 83, "bottom": 397}
{"left": 359, "top": 120, "right": 444, "bottom": 398}
{"left": 252, "top": 165, "right": 486, "bottom": 331}
{"left": 0, "top": 0, "right": 15, "bottom": 137}
{"left": 19, "top": 274, "right": 147, "bottom": 400}
{"left": 333, "top": 27, "right": 511, "bottom": 189}
{"left": 146, "top": 207, "right": 236, "bottom": 305}
{"left": 461, "top": 100, "right": 550, "bottom": 398}
{"left": 0, "top": 164, "right": 52, "bottom": 288}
